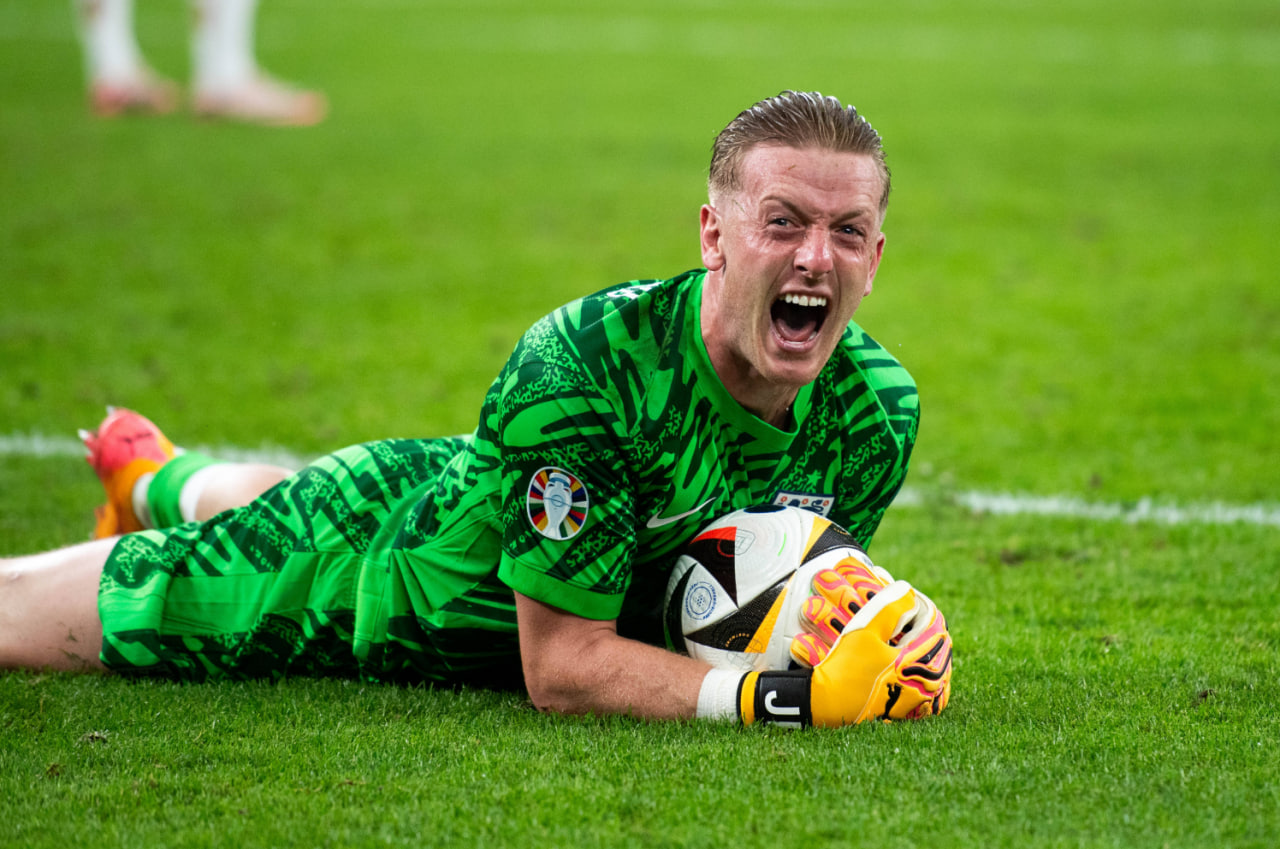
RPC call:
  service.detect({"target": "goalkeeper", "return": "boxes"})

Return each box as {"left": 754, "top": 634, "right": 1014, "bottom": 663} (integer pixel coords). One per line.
{"left": 0, "top": 91, "right": 951, "bottom": 727}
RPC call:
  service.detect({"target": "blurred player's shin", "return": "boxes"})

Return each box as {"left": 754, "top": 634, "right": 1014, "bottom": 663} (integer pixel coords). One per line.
{"left": 76, "top": 0, "right": 179, "bottom": 116}
{"left": 191, "top": 0, "right": 327, "bottom": 126}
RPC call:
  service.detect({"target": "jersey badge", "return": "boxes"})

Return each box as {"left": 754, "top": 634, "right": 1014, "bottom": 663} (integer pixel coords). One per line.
{"left": 772, "top": 491, "right": 834, "bottom": 517}
{"left": 527, "top": 467, "right": 590, "bottom": 540}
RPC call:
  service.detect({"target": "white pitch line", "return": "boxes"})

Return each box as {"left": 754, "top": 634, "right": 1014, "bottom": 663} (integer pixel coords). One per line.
{"left": 3, "top": 432, "right": 1278, "bottom": 529}
{"left": 0, "top": 433, "right": 313, "bottom": 473}
{"left": 891, "top": 487, "right": 1280, "bottom": 529}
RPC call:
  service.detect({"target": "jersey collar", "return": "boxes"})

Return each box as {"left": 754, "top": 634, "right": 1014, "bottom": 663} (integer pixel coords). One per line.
{"left": 685, "top": 270, "right": 815, "bottom": 441}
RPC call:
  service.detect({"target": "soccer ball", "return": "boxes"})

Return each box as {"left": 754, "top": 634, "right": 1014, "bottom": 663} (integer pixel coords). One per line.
{"left": 663, "top": 505, "right": 886, "bottom": 672}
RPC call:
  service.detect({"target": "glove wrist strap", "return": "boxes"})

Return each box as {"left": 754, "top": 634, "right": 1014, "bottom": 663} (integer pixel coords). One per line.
{"left": 738, "top": 670, "right": 813, "bottom": 728}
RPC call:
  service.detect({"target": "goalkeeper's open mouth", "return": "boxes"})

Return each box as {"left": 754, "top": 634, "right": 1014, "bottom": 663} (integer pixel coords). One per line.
{"left": 770, "top": 292, "right": 829, "bottom": 350}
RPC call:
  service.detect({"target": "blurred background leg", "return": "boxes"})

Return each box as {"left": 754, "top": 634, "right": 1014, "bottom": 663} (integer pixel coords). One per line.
{"left": 191, "top": 0, "right": 326, "bottom": 126}
{"left": 74, "top": 0, "right": 178, "bottom": 116}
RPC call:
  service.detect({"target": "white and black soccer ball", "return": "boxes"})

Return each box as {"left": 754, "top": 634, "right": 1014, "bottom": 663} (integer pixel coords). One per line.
{"left": 663, "top": 505, "right": 886, "bottom": 672}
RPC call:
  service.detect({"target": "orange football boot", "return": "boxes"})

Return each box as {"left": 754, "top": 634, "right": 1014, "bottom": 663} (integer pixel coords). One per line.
{"left": 79, "top": 407, "right": 176, "bottom": 538}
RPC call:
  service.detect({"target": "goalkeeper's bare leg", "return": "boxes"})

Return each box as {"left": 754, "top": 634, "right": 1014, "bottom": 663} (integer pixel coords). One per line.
{"left": 0, "top": 455, "right": 289, "bottom": 671}
{"left": 0, "top": 539, "right": 114, "bottom": 671}
{"left": 183, "top": 463, "right": 292, "bottom": 519}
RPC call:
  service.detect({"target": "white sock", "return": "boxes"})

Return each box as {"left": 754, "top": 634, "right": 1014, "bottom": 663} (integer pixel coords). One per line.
{"left": 130, "top": 471, "right": 156, "bottom": 529}
{"left": 192, "top": 0, "right": 259, "bottom": 92}
{"left": 75, "top": 0, "right": 145, "bottom": 83}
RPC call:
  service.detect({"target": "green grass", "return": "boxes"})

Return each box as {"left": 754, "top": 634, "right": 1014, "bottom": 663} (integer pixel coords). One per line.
{"left": 2, "top": 0, "right": 1279, "bottom": 846}
{"left": 3, "top": 511, "right": 1278, "bottom": 848}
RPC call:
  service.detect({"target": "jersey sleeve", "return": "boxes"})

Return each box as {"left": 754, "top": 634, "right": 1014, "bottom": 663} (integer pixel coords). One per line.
{"left": 493, "top": 356, "right": 638, "bottom": 621}
{"left": 836, "top": 328, "right": 921, "bottom": 545}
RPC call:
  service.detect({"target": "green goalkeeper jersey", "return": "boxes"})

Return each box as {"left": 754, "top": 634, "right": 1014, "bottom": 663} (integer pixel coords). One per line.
{"left": 386, "top": 268, "right": 918, "bottom": 653}
{"left": 98, "top": 268, "right": 919, "bottom": 684}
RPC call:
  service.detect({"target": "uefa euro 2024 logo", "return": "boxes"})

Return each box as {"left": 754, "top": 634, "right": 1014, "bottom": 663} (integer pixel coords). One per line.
{"left": 527, "top": 467, "right": 590, "bottom": 540}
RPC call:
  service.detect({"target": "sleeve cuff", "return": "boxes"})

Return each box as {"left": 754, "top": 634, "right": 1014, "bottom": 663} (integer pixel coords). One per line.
{"left": 499, "top": 555, "right": 625, "bottom": 621}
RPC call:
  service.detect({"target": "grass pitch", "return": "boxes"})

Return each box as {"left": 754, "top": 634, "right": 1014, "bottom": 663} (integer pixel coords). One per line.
{"left": 2, "top": 0, "right": 1279, "bottom": 846}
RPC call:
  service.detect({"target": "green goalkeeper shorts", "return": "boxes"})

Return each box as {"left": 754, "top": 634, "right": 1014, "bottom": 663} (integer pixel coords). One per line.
{"left": 98, "top": 438, "right": 522, "bottom": 686}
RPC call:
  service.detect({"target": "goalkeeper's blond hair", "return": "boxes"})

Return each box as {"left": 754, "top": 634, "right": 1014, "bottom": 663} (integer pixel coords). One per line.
{"left": 708, "top": 90, "right": 890, "bottom": 216}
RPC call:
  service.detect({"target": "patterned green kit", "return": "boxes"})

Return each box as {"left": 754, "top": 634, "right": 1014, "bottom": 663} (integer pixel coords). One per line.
{"left": 100, "top": 270, "right": 918, "bottom": 683}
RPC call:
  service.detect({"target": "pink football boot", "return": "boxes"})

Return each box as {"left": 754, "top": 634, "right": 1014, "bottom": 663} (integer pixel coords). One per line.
{"left": 79, "top": 406, "right": 176, "bottom": 538}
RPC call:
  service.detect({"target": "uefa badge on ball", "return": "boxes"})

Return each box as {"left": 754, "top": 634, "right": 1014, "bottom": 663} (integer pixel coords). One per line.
{"left": 663, "top": 505, "right": 883, "bottom": 672}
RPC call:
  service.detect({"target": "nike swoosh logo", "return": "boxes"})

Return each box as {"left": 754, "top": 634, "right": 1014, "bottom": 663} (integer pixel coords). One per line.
{"left": 645, "top": 498, "right": 715, "bottom": 529}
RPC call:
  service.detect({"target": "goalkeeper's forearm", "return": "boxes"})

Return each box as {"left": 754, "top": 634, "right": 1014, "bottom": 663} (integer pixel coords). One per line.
{"left": 515, "top": 590, "right": 710, "bottom": 720}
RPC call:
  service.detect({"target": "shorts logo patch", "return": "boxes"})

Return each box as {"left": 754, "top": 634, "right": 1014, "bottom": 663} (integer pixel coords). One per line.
{"left": 772, "top": 491, "right": 835, "bottom": 517}
{"left": 527, "top": 467, "right": 590, "bottom": 540}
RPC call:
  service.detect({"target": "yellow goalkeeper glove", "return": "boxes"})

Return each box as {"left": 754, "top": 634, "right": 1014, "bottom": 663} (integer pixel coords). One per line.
{"left": 735, "top": 581, "right": 952, "bottom": 727}
{"left": 790, "top": 557, "right": 896, "bottom": 667}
